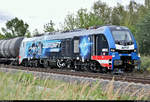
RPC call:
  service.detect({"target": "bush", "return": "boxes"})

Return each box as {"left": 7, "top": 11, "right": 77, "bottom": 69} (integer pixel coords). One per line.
{"left": 140, "top": 56, "right": 150, "bottom": 72}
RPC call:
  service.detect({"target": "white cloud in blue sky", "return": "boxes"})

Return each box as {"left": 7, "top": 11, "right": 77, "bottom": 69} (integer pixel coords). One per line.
{"left": 0, "top": 0, "right": 145, "bottom": 34}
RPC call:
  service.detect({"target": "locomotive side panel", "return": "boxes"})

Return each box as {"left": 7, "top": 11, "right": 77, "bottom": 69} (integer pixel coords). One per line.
{"left": 61, "top": 38, "right": 73, "bottom": 58}
{"left": 24, "top": 39, "right": 61, "bottom": 59}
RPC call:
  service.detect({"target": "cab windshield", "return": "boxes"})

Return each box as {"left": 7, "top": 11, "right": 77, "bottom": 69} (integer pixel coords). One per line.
{"left": 112, "top": 30, "right": 132, "bottom": 42}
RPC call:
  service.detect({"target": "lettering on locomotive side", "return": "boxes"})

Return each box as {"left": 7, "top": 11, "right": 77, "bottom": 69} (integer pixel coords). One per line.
{"left": 44, "top": 42, "right": 61, "bottom": 48}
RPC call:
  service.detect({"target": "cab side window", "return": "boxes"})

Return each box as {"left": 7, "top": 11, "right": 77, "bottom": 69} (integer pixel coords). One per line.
{"left": 94, "top": 34, "right": 109, "bottom": 55}
{"left": 74, "top": 40, "right": 79, "bottom": 53}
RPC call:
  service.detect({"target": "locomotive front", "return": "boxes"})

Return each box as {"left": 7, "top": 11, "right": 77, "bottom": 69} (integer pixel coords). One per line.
{"left": 108, "top": 26, "right": 140, "bottom": 72}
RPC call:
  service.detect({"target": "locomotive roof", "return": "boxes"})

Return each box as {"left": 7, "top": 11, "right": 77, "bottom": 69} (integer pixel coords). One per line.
{"left": 23, "top": 25, "right": 129, "bottom": 42}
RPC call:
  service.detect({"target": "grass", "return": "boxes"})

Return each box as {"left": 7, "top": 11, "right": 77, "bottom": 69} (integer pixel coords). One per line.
{"left": 0, "top": 71, "right": 150, "bottom": 100}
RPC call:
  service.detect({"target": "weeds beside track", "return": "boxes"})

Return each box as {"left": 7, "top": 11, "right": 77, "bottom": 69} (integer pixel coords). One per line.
{"left": 0, "top": 64, "right": 150, "bottom": 84}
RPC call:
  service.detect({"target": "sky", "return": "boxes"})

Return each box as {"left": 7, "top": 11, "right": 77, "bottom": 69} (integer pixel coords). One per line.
{"left": 0, "top": 0, "right": 145, "bottom": 34}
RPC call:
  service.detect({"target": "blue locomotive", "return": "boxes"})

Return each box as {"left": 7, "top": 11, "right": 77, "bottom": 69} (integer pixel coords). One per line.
{"left": 0, "top": 25, "right": 141, "bottom": 73}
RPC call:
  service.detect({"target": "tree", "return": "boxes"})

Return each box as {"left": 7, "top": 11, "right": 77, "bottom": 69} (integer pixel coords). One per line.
{"left": 92, "top": 0, "right": 111, "bottom": 24}
{"left": 62, "top": 8, "right": 103, "bottom": 31}
{"left": 0, "top": 32, "right": 5, "bottom": 39}
{"left": 126, "top": 1, "right": 139, "bottom": 26}
{"left": 145, "top": 0, "right": 150, "bottom": 8}
{"left": 111, "top": 3, "right": 126, "bottom": 25}
{"left": 136, "top": 10, "right": 150, "bottom": 55}
{"left": 33, "top": 29, "right": 40, "bottom": 36}
{"left": 121, "top": 1, "right": 142, "bottom": 36}
{"left": 43, "top": 20, "right": 55, "bottom": 32}
{"left": 137, "top": 4, "right": 148, "bottom": 21}
{"left": 86, "top": 12, "right": 103, "bottom": 27}
{"left": 76, "top": 8, "right": 89, "bottom": 28}
{"left": 76, "top": 9, "right": 103, "bottom": 28}
{"left": 25, "top": 31, "right": 31, "bottom": 38}
{"left": 1, "top": 17, "right": 29, "bottom": 38}
{"left": 1, "top": 27, "right": 12, "bottom": 38}
{"left": 63, "top": 13, "right": 77, "bottom": 30}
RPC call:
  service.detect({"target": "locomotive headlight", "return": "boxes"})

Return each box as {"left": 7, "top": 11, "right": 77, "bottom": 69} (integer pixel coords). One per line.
{"left": 102, "top": 48, "right": 108, "bottom": 52}
{"left": 134, "top": 49, "right": 137, "bottom": 52}
{"left": 110, "top": 48, "right": 115, "bottom": 52}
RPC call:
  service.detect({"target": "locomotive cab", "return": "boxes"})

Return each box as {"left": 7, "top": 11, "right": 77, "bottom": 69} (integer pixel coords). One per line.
{"left": 91, "top": 26, "right": 140, "bottom": 72}
{"left": 109, "top": 26, "right": 140, "bottom": 72}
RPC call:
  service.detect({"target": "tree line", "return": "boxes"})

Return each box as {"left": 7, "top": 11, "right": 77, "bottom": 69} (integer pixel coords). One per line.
{"left": 0, "top": 0, "right": 150, "bottom": 55}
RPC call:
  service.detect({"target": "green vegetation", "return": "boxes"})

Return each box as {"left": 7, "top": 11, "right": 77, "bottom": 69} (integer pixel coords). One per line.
{"left": 0, "top": 0, "right": 149, "bottom": 55}
{"left": 0, "top": 33, "right": 5, "bottom": 39}
{"left": 61, "top": 0, "right": 150, "bottom": 55}
{"left": 1, "top": 17, "right": 30, "bottom": 38}
{"left": 136, "top": 9, "right": 150, "bottom": 55}
{"left": 0, "top": 71, "right": 149, "bottom": 100}
{"left": 140, "top": 56, "right": 150, "bottom": 72}
{"left": 43, "top": 20, "right": 55, "bottom": 33}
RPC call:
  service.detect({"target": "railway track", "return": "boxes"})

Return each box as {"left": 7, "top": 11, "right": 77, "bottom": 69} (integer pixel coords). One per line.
{"left": 0, "top": 64, "right": 150, "bottom": 84}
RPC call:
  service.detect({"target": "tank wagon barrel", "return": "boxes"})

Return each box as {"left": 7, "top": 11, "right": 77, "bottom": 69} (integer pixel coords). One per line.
{"left": 0, "top": 37, "right": 24, "bottom": 58}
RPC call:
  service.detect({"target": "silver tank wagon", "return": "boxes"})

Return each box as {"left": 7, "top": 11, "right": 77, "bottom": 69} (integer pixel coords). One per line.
{"left": 0, "top": 37, "right": 24, "bottom": 58}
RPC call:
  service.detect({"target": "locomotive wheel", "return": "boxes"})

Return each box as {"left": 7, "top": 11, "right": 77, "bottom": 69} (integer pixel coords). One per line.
{"left": 34, "top": 60, "right": 38, "bottom": 67}
{"left": 32, "top": 60, "right": 38, "bottom": 68}
{"left": 57, "top": 60, "right": 66, "bottom": 69}
{"left": 124, "top": 64, "right": 134, "bottom": 73}
{"left": 57, "top": 60, "right": 61, "bottom": 69}
{"left": 27, "top": 60, "right": 32, "bottom": 67}
{"left": 74, "top": 61, "right": 81, "bottom": 71}
{"left": 82, "top": 62, "right": 90, "bottom": 72}
{"left": 24, "top": 61, "right": 28, "bottom": 67}
{"left": 90, "top": 61, "right": 99, "bottom": 73}
{"left": 43, "top": 60, "right": 48, "bottom": 68}
{"left": 34, "top": 60, "right": 39, "bottom": 67}
{"left": 29, "top": 60, "right": 33, "bottom": 67}
{"left": 101, "top": 67, "right": 107, "bottom": 73}
{"left": 125, "top": 67, "right": 134, "bottom": 73}
{"left": 74, "top": 65, "right": 80, "bottom": 71}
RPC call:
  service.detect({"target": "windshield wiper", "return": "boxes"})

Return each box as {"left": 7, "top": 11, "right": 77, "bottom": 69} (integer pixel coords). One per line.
{"left": 124, "top": 33, "right": 128, "bottom": 41}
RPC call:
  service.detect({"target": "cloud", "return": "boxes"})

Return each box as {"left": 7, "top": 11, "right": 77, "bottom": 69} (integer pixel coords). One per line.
{"left": 0, "top": 10, "right": 13, "bottom": 23}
